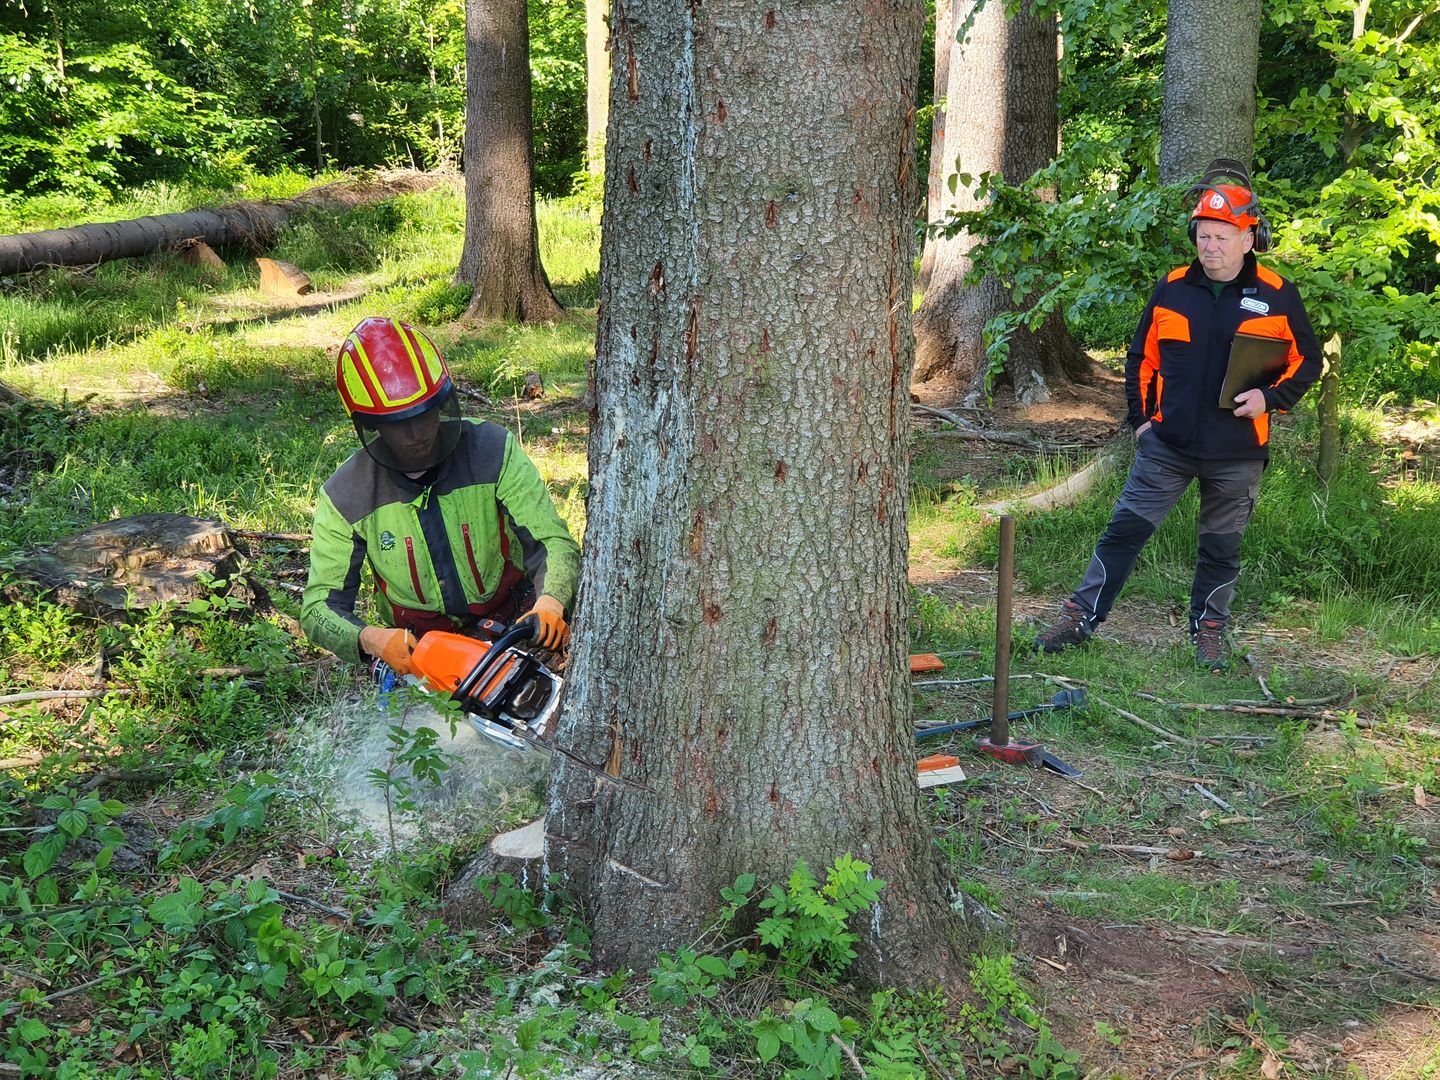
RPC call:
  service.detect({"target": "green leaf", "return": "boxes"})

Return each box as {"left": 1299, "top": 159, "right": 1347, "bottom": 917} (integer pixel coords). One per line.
{"left": 148, "top": 877, "right": 206, "bottom": 932}
{"left": 56, "top": 809, "right": 89, "bottom": 838}
{"left": 694, "top": 954, "right": 729, "bottom": 978}
{"left": 23, "top": 834, "right": 66, "bottom": 879}
{"left": 755, "top": 1027, "right": 781, "bottom": 1062}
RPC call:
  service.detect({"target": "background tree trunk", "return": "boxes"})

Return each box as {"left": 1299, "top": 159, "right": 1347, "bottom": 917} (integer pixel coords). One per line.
{"left": 913, "top": 0, "right": 1086, "bottom": 402}
{"left": 1158, "top": 0, "right": 1261, "bottom": 182}
{"left": 917, "top": 0, "right": 953, "bottom": 291}
{"left": 546, "top": 0, "right": 967, "bottom": 984}
{"left": 585, "top": 0, "right": 610, "bottom": 174}
{"left": 456, "top": 0, "right": 563, "bottom": 322}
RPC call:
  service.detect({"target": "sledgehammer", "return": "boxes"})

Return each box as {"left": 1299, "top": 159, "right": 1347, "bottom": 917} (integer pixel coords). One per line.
{"left": 975, "top": 516, "right": 1084, "bottom": 778}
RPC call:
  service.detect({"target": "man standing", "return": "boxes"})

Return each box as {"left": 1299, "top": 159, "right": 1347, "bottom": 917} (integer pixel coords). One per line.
{"left": 302, "top": 317, "right": 580, "bottom": 675}
{"left": 1035, "top": 161, "right": 1321, "bottom": 670}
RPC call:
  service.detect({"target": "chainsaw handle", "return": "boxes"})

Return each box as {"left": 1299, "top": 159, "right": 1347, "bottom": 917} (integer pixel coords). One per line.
{"left": 452, "top": 618, "right": 540, "bottom": 706}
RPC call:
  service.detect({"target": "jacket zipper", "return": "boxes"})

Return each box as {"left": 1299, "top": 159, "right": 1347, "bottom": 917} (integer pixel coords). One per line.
{"left": 461, "top": 524, "right": 486, "bottom": 594}
{"left": 404, "top": 537, "right": 427, "bottom": 603}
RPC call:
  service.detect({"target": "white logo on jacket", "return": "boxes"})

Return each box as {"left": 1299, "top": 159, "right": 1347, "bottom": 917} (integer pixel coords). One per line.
{"left": 1240, "top": 297, "right": 1270, "bottom": 314}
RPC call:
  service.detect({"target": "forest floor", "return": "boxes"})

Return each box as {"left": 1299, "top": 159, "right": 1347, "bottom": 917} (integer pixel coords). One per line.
{"left": 907, "top": 361, "right": 1440, "bottom": 1079}
{"left": 5, "top": 227, "right": 1438, "bottom": 1076}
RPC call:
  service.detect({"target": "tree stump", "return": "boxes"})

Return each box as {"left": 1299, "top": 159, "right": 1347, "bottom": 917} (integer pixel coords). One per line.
{"left": 16, "top": 513, "right": 248, "bottom": 614}
{"left": 442, "top": 817, "right": 546, "bottom": 928}
{"left": 177, "top": 239, "right": 227, "bottom": 275}
{"left": 256, "top": 257, "right": 313, "bottom": 297}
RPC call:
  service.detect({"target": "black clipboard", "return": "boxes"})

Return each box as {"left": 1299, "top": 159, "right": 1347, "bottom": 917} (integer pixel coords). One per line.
{"left": 1219, "top": 332, "right": 1291, "bottom": 410}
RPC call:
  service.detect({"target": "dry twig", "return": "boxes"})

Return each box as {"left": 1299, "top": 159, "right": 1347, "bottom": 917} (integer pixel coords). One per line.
{"left": 1040, "top": 675, "right": 1195, "bottom": 747}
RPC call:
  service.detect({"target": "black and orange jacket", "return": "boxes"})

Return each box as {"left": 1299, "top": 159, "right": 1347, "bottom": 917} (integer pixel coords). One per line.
{"left": 1126, "top": 253, "right": 1321, "bottom": 460}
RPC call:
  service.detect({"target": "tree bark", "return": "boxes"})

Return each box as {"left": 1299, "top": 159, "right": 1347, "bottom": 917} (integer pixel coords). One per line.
{"left": 0, "top": 173, "right": 443, "bottom": 276}
{"left": 1158, "top": 0, "right": 1261, "bottom": 183}
{"left": 456, "top": 0, "right": 564, "bottom": 322}
{"left": 547, "top": 0, "right": 967, "bottom": 984}
{"left": 917, "top": 0, "right": 953, "bottom": 291}
{"left": 585, "top": 0, "right": 610, "bottom": 173}
{"left": 913, "top": 0, "right": 1086, "bottom": 402}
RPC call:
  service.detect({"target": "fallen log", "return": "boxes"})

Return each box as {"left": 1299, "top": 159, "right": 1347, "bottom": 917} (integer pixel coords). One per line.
{"left": 0, "top": 170, "right": 447, "bottom": 276}
{"left": 978, "top": 427, "right": 1131, "bottom": 514}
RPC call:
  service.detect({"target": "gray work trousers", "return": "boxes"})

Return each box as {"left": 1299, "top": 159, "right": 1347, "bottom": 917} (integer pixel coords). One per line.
{"left": 1071, "top": 429, "right": 1264, "bottom": 628}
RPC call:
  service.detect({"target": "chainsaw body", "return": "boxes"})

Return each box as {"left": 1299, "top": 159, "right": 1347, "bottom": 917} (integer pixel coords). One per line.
{"left": 382, "top": 627, "right": 564, "bottom": 754}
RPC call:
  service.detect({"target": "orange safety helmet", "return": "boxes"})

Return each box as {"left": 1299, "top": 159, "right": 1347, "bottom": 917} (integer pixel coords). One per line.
{"left": 1187, "top": 158, "right": 1271, "bottom": 252}
{"left": 336, "top": 318, "right": 463, "bottom": 473}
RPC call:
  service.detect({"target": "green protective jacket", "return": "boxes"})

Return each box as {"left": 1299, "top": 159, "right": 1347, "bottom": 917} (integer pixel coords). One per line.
{"left": 301, "top": 420, "right": 580, "bottom": 664}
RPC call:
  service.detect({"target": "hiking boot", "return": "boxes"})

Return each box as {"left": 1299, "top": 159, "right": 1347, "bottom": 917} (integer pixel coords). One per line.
{"left": 1192, "top": 618, "right": 1227, "bottom": 671}
{"left": 1035, "top": 600, "right": 1096, "bottom": 654}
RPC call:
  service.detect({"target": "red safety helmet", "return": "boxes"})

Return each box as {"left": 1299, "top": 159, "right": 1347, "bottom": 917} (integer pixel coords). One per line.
{"left": 1189, "top": 183, "right": 1260, "bottom": 232}
{"left": 336, "top": 318, "right": 463, "bottom": 473}
{"left": 1187, "top": 159, "right": 1271, "bottom": 252}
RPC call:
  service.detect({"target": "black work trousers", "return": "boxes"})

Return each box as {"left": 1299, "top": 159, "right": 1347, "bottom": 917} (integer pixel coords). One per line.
{"left": 1070, "top": 429, "right": 1264, "bottom": 628}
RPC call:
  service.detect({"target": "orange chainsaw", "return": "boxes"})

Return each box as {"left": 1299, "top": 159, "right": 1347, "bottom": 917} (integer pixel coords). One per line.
{"left": 373, "top": 618, "right": 563, "bottom": 754}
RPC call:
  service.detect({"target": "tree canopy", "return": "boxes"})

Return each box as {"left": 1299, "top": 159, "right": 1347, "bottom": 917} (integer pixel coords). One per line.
{"left": 938, "top": 0, "right": 1440, "bottom": 400}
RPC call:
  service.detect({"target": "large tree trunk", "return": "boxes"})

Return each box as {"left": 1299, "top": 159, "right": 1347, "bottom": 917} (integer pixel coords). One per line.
{"left": 913, "top": 0, "right": 1086, "bottom": 402}
{"left": 585, "top": 0, "right": 610, "bottom": 174}
{"left": 1158, "top": 0, "right": 1261, "bottom": 182}
{"left": 0, "top": 173, "right": 442, "bottom": 276}
{"left": 546, "top": 0, "right": 967, "bottom": 984}
{"left": 456, "top": 0, "right": 564, "bottom": 322}
{"left": 917, "top": 0, "right": 953, "bottom": 291}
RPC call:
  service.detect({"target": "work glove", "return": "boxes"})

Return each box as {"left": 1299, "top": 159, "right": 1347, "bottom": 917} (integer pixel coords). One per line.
{"left": 359, "top": 626, "right": 417, "bottom": 676}
{"left": 523, "top": 595, "right": 569, "bottom": 651}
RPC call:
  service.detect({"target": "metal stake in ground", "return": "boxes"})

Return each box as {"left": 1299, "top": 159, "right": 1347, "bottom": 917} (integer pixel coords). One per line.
{"left": 992, "top": 515, "right": 1015, "bottom": 745}
{"left": 977, "top": 516, "right": 1083, "bottom": 778}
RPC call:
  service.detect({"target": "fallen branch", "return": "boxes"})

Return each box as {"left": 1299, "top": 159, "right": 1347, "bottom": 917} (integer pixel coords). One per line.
{"left": 913, "top": 674, "right": 1038, "bottom": 690}
{"left": 832, "top": 1035, "right": 868, "bottom": 1078}
{"left": 1055, "top": 836, "right": 1200, "bottom": 861}
{"left": 913, "top": 403, "right": 1078, "bottom": 453}
{"left": 1039, "top": 674, "right": 1196, "bottom": 747}
{"left": 275, "top": 889, "right": 352, "bottom": 921}
{"left": 0, "top": 964, "right": 50, "bottom": 987}
{"left": 1193, "top": 783, "right": 1236, "bottom": 814}
{"left": 1240, "top": 651, "right": 1275, "bottom": 701}
{"left": 1133, "top": 695, "right": 1342, "bottom": 721}
{"left": 0, "top": 688, "right": 136, "bottom": 707}
{"left": 1132, "top": 691, "right": 1438, "bottom": 738}
{"left": 0, "top": 962, "right": 146, "bottom": 1019}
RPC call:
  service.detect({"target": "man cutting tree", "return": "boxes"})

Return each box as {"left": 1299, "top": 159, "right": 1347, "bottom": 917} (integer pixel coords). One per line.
{"left": 301, "top": 317, "right": 579, "bottom": 674}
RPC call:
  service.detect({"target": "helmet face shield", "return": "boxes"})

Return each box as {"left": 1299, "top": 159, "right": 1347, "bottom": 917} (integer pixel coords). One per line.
{"left": 355, "top": 391, "right": 463, "bottom": 473}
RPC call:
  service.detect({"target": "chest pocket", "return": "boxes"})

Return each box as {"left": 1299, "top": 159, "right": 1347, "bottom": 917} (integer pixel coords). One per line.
{"left": 370, "top": 530, "right": 429, "bottom": 605}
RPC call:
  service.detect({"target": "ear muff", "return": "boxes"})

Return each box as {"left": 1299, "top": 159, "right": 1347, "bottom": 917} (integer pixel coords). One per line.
{"left": 1253, "top": 215, "right": 1272, "bottom": 254}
